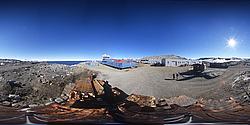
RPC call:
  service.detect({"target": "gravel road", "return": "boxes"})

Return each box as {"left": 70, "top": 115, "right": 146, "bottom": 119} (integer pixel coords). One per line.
{"left": 81, "top": 63, "right": 250, "bottom": 100}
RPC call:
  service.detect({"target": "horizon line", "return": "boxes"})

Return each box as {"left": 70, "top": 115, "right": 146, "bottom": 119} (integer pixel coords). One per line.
{"left": 1, "top": 55, "right": 250, "bottom": 61}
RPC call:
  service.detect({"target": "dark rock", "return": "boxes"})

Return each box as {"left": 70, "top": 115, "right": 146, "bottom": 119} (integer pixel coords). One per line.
{"left": 140, "top": 106, "right": 155, "bottom": 112}
{"left": 156, "top": 98, "right": 168, "bottom": 107}
{"left": 7, "top": 80, "right": 23, "bottom": 89}
{"left": 0, "top": 95, "right": 8, "bottom": 102}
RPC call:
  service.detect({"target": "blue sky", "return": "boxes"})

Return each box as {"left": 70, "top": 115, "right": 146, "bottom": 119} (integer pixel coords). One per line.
{"left": 0, "top": 0, "right": 250, "bottom": 61}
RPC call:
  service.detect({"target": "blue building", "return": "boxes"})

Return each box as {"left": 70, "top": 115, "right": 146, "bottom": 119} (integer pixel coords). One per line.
{"left": 100, "top": 54, "right": 137, "bottom": 69}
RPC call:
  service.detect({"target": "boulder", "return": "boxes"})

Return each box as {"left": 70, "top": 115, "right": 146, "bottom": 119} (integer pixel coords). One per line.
{"left": 61, "top": 96, "right": 69, "bottom": 101}
{"left": 49, "top": 98, "right": 54, "bottom": 102}
{"left": 2, "top": 101, "right": 11, "bottom": 106}
{"left": 11, "top": 103, "right": 19, "bottom": 107}
{"left": 0, "top": 76, "right": 4, "bottom": 81}
{"left": 8, "top": 94, "right": 21, "bottom": 101}
{"left": 0, "top": 95, "right": 8, "bottom": 102}
{"left": 7, "top": 80, "right": 23, "bottom": 89}
{"left": 29, "top": 104, "right": 38, "bottom": 108}
{"left": 156, "top": 98, "right": 168, "bottom": 107}
{"left": 45, "top": 102, "right": 54, "bottom": 106}
{"left": 55, "top": 97, "right": 64, "bottom": 104}
{"left": 12, "top": 100, "right": 19, "bottom": 103}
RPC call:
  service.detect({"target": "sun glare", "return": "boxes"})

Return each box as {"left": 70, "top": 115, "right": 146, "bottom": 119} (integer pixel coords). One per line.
{"left": 227, "top": 38, "right": 237, "bottom": 48}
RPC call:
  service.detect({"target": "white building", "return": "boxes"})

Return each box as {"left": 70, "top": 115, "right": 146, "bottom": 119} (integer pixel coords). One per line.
{"left": 199, "top": 58, "right": 242, "bottom": 68}
{"left": 161, "top": 58, "right": 190, "bottom": 67}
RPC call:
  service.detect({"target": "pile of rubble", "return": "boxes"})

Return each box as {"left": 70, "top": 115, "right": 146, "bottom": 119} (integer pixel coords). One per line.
{"left": 157, "top": 95, "right": 197, "bottom": 107}
{"left": 0, "top": 61, "right": 85, "bottom": 108}
{"left": 127, "top": 94, "right": 156, "bottom": 107}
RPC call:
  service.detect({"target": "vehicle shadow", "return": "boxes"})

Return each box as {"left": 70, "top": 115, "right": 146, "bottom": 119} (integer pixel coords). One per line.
{"left": 177, "top": 70, "right": 219, "bottom": 81}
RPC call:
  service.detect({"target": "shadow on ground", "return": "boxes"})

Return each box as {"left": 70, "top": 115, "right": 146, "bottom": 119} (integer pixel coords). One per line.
{"left": 175, "top": 70, "right": 219, "bottom": 81}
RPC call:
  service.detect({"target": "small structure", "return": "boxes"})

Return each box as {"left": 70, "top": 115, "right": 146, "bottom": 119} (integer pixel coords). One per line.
{"left": 140, "top": 59, "right": 150, "bottom": 64}
{"left": 192, "top": 63, "right": 206, "bottom": 72}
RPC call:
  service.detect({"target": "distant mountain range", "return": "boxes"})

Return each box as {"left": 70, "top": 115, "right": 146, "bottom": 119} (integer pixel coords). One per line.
{"left": 140, "top": 55, "right": 187, "bottom": 61}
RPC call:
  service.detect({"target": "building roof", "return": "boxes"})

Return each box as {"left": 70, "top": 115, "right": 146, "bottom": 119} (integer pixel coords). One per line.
{"left": 114, "top": 59, "right": 125, "bottom": 63}
{"left": 162, "top": 58, "right": 188, "bottom": 61}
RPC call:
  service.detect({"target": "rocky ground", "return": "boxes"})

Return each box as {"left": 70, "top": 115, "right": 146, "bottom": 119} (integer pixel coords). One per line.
{"left": 0, "top": 59, "right": 250, "bottom": 123}
{"left": 230, "top": 70, "right": 250, "bottom": 102}
{"left": 0, "top": 60, "right": 92, "bottom": 108}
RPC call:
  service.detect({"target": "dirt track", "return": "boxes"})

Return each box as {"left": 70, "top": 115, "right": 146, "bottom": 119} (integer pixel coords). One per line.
{"left": 81, "top": 63, "right": 250, "bottom": 100}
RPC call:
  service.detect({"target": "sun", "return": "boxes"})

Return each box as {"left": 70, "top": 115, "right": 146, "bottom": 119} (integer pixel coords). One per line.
{"left": 227, "top": 38, "right": 237, "bottom": 48}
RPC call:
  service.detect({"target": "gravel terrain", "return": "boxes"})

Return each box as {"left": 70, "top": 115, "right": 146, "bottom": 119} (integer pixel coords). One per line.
{"left": 0, "top": 60, "right": 90, "bottom": 108}
{"left": 0, "top": 60, "right": 250, "bottom": 124}
{"left": 80, "top": 62, "right": 250, "bottom": 102}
